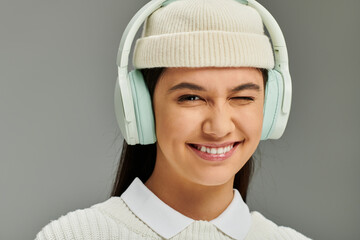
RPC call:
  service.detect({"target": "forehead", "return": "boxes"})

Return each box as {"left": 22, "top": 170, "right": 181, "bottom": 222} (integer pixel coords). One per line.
{"left": 157, "top": 67, "right": 264, "bottom": 91}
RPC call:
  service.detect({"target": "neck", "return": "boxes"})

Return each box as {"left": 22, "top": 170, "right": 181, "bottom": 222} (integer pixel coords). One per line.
{"left": 145, "top": 154, "right": 235, "bottom": 221}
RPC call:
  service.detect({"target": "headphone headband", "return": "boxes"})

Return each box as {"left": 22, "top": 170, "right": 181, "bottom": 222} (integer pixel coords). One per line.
{"left": 116, "top": 0, "right": 289, "bottom": 68}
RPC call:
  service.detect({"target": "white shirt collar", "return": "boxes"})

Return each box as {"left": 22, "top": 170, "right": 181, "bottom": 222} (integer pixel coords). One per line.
{"left": 120, "top": 177, "right": 252, "bottom": 240}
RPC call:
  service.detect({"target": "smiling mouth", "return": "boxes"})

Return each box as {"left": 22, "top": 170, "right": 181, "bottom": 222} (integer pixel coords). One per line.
{"left": 188, "top": 142, "right": 241, "bottom": 155}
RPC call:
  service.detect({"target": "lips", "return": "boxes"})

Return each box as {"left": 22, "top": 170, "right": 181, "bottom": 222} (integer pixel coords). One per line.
{"left": 188, "top": 141, "right": 242, "bottom": 162}
{"left": 193, "top": 143, "right": 234, "bottom": 154}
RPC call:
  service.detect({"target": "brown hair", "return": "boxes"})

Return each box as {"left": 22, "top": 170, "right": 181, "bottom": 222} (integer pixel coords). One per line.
{"left": 111, "top": 67, "right": 268, "bottom": 202}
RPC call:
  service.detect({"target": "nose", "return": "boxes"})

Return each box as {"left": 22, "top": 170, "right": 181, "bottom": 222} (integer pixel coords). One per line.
{"left": 202, "top": 104, "right": 235, "bottom": 138}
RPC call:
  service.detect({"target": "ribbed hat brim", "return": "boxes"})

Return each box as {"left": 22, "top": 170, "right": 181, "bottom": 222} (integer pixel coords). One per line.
{"left": 133, "top": 31, "right": 274, "bottom": 69}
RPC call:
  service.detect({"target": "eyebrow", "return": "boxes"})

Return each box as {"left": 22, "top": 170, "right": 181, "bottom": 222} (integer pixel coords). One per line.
{"left": 168, "top": 82, "right": 205, "bottom": 92}
{"left": 230, "top": 83, "right": 261, "bottom": 92}
{"left": 168, "top": 82, "right": 261, "bottom": 93}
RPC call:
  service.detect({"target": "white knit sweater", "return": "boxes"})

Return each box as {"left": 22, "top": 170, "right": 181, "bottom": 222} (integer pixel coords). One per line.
{"left": 35, "top": 197, "right": 311, "bottom": 240}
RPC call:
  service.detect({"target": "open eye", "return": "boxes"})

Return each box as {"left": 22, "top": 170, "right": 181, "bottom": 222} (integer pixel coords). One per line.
{"left": 178, "top": 95, "right": 203, "bottom": 102}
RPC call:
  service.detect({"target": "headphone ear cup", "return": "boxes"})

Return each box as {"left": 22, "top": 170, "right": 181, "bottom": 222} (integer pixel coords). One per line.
{"left": 261, "top": 69, "right": 284, "bottom": 140}
{"left": 129, "top": 70, "right": 157, "bottom": 144}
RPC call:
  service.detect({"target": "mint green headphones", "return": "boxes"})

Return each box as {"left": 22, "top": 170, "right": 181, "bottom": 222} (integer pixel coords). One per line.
{"left": 114, "top": 0, "right": 292, "bottom": 145}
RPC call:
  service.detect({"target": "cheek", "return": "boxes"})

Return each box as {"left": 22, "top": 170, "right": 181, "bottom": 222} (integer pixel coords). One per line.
{"left": 234, "top": 104, "right": 264, "bottom": 139}
{"left": 156, "top": 106, "right": 203, "bottom": 140}
{"left": 154, "top": 102, "right": 196, "bottom": 143}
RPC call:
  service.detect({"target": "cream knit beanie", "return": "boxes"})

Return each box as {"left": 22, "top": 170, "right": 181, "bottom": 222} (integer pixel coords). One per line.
{"left": 133, "top": 0, "right": 274, "bottom": 69}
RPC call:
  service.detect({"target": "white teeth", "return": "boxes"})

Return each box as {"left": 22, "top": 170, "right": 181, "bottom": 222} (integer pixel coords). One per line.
{"left": 217, "top": 147, "right": 224, "bottom": 154}
{"left": 196, "top": 144, "right": 235, "bottom": 155}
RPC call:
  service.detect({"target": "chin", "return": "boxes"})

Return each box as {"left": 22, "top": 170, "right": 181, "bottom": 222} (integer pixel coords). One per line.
{"left": 189, "top": 171, "right": 236, "bottom": 187}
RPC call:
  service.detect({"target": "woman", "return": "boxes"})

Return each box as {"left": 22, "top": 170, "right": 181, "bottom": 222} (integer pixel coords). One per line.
{"left": 35, "top": 0, "right": 311, "bottom": 239}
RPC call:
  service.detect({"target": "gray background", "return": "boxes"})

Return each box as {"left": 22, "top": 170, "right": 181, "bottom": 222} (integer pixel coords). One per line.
{"left": 1, "top": 0, "right": 359, "bottom": 239}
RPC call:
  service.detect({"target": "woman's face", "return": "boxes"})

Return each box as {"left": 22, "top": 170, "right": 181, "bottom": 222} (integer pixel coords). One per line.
{"left": 153, "top": 67, "right": 264, "bottom": 186}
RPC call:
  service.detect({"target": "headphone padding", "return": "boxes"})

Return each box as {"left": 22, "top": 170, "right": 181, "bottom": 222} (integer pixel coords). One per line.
{"left": 261, "top": 69, "right": 283, "bottom": 140}
{"left": 129, "top": 70, "right": 157, "bottom": 144}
